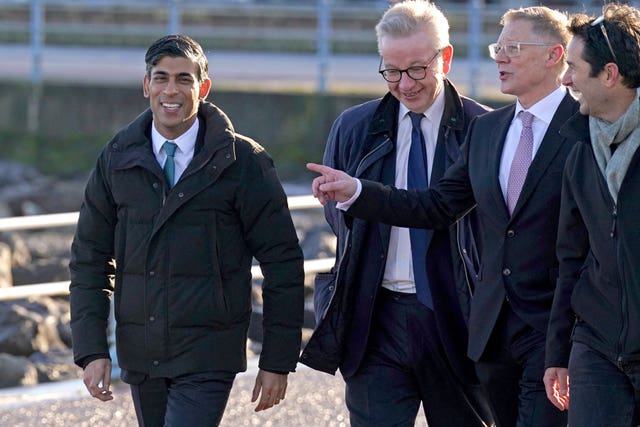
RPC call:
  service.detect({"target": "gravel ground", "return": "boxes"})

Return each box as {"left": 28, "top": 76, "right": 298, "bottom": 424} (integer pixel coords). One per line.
{"left": 0, "top": 364, "right": 430, "bottom": 426}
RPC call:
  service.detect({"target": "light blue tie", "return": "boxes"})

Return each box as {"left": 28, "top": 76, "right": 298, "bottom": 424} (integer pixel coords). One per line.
{"left": 163, "top": 141, "right": 177, "bottom": 187}
{"left": 407, "top": 112, "right": 432, "bottom": 309}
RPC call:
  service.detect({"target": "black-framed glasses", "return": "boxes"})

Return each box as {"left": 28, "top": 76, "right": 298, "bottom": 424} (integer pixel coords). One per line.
{"left": 591, "top": 15, "right": 618, "bottom": 64}
{"left": 378, "top": 49, "right": 442, "bottom": 83}
{"left": 488, "top": 42, "right": 555, "bottom": 59}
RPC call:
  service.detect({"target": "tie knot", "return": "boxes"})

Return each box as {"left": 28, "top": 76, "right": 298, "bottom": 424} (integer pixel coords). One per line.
{"left": 519, "top": 111, "right": 534, "bottom": 128}
{"left": 163, "top": 141, "right": 177, "bottom": 157}
{"left": 408, "top": 112, "right": 424, "bottom": 129}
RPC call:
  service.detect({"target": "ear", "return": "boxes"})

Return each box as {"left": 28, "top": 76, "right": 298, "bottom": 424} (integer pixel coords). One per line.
{"left": 441, "top": 45, "right": 453, "bottom": 74}
{"left": 143, "top": 74, "right": 150, "bottom": 98}
{"left": 199, "top": 78, "right": 212, "bottom": 100}
{"left": 546, "top": 44, "right": 564, "bottom": 67}
{"left": 601, "top": 63, "right": 621, "bottom": 88}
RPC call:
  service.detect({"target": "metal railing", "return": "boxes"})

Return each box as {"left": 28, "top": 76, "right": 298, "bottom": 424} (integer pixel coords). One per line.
{"left": 0, "top": 194, "right": 334, "bottom": 301}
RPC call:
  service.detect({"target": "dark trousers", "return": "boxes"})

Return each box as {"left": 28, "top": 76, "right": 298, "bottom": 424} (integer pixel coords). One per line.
{"left": 475, "top": 304, "right": 567, "bottom": 427}
{"left": 345, "top": 288, "right": 493, "bottom": 427}
{"left": 569, "top": 341, "right": 640, "bottom": 427}
{"left": 128, "top": 370, "right": 236, "bottom": 427}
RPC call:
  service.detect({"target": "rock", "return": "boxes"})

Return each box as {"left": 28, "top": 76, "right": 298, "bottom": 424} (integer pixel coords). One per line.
{"left": 0, "top": 298, "right": 66, "bottom": 356}
{"left": 12, "top": 257, "right": 70, "bottom": 286}
{"left": 0, "top": 160, "right": 42, "bottom": 188}
{"left": 29, "top": 348, "right": 82, "bottom": 383}
{"left": 55, "top": 301, "right": 73, "bottom": 348}
{"left": 0, "top": 232, "right": 31, "bottom": 267}
{"left": 0, "top": 353, "right": 38, "bottom": 387}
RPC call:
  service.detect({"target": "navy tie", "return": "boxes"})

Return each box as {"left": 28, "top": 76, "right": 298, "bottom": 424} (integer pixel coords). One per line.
{"left": 407, "top": 112, "right": 432, "bottom": 309}
{"left": 163, "top": 141, "right": 177, "bottom": 187}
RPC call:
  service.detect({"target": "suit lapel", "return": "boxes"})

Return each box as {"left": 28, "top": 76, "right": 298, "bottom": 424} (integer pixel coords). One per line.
{"left": 489, "top": 105, "right": 516, "bottom": 220}
{"left": 510, "top": 93, "right": 576, "bottom": 217}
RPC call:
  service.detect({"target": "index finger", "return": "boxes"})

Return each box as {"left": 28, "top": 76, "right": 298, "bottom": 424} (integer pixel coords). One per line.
{"left": 306, "top": 162, "right": 334, "bottom": 175}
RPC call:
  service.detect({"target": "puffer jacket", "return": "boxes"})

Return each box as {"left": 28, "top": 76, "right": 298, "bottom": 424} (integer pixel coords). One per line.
{"left": 70, "top": 101, "right": 304, "bottom": 377}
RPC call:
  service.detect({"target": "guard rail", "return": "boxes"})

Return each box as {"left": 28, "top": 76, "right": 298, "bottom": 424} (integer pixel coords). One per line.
{"left": 0, "top": 194, "right": 334, "bottom": 301}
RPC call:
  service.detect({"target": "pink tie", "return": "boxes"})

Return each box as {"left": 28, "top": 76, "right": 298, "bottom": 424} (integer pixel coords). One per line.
{"left": 507, "top": 111, "right": 534, "bottom": 214}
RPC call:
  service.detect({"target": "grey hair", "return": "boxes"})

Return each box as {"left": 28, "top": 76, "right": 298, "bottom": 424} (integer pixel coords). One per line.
{"left": 375, "top": 0, "right": 450, "bottom": 54}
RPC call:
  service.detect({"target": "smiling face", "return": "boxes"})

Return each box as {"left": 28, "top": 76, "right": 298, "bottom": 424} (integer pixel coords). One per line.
{"left": 379, "top": 29, "right": 452, "bottom": 114}
{"left": 562, "top": 37, "right": 606, "bottom": 119}
{"left": 494, "top": 19, "right": 558, "bottom": 107}
{"left": 143, "top": 55, "right": 211, "bottom": 140}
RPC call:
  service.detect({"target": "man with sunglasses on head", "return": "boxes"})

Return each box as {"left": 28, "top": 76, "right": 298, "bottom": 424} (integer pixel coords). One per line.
{"left": 306, "top": 6, "right": 579, "bottom": 427}
{"left": 299, "top": 1, "right": 492, "bottom": 426}
{"left": 544, "top": 4, "right": 640, "bottom": 425}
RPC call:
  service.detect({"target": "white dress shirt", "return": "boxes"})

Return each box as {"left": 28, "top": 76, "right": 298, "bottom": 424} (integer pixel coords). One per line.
{"left": 151, "top": 119, "right": 200, "bottom": 185}
{"left": 339, "top": 89, "right": 445, "bottom": 294}
{"left": 498, "top": 86, "right": 566, "bottom": 199}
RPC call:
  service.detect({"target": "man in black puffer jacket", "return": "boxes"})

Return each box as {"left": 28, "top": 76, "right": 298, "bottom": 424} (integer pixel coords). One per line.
{"left": 69, "top": 34, "right": 304, "bottom": 427}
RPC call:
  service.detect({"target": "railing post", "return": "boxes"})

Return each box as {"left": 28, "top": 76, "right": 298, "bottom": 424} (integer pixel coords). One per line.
{"left": 467, "top": 0, "right": 484, "bottom": 100}
{"left": 28, "top": 0, "right": 44, "bottom": 136}
{"left": 317, "top": 0, "right": 331, "bottom": 94}
{"left": 29, "top": 0, "right": 43, "bottom": 85}
{"left": 167, "top": 0, "right": 181, "bottom": 35}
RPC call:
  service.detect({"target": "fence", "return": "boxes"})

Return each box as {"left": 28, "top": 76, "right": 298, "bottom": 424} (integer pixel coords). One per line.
{"left": 0, "top": 194, "right": 333, "bottom": 301}
{"left": 0, "top": 0, "right": 516, "bottom": 97}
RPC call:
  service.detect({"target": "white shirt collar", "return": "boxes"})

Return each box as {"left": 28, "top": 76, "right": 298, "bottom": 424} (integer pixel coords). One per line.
{"left": 151, "top": 119, "right": 200, "bottom": 156}
{"left": 515, "top": 86, "right": 566, "bottom": 125}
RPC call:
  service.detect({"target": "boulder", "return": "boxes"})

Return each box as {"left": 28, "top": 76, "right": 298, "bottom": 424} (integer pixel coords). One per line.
{"left": 0, "top": 353, "right": 38, "bottom": 387}
{"left": 0, "top": 232, "right": 31, "bottom": 267}
{"left": 12, "top": 257, "right": 70, "bottom": 286}
{"left": 0, "top": 298, "right": 66, "bottom": 356}
{"left": 29, "top": 348, "right": 82, "bottom": 383}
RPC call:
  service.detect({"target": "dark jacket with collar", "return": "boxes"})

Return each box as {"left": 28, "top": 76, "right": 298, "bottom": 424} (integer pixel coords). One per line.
{"left": 70, "top": 101, "right": 304, "bottom": 378}
{"left": 344, "top": 93, "right": 579, "bottom": 362}
{"left": 299, "top": 80, "right": 489, "bottom": 383}
{"left": 546, "top": 112, "right": 640, "bottom": 369}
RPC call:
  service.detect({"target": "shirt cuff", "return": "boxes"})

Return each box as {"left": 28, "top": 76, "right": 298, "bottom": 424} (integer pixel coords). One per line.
{"left": 336, "top": 178, "right": 362, "bottom": 211}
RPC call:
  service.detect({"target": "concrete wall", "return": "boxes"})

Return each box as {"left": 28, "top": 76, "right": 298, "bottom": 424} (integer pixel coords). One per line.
{"left": 0, "top": 82, "right": 373, "bottom": 180}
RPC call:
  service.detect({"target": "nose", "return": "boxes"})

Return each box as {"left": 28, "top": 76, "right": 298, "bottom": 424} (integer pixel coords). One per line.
{"left": 494, "top": 47, "right": 509, "bottom": 63}
{"left": 561, "top": 70, "right": 572, "bottom": 87}
{"left": 397, "top": 71, "right": 417, "bottom": 89}
{"left": 163, "top": 77, "right": 179, "bottom": 94}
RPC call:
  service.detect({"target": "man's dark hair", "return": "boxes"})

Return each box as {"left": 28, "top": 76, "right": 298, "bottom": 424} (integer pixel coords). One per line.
{"left": 569, "top": 3, "right": 640, "bottom": 88}
{"left": 144, "top": 34, "right": 209, "bottom": 83}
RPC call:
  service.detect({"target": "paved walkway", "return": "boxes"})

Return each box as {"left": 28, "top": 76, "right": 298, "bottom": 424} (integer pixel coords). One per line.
{"left": 0, "top": 361, "right": 429, "bottom": 427}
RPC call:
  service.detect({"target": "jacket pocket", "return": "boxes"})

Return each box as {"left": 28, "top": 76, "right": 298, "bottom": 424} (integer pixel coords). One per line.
{"left": 313, "top": 271, "right": 337, "bottom": 325}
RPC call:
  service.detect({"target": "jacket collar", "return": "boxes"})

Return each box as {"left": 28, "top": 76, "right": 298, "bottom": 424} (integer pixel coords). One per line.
{"left": 559, "top": 110, "right": 591, "bottom": 143}
{"left": 110, "top": 101, "right": 235, "bottom": 155}
{"left": 368, "top": 78, "right": 466, "bottom": 136}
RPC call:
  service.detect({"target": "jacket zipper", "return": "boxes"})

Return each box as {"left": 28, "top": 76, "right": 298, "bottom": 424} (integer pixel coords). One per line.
{"left": 355, "top": 136, "right": 393, "bottom": 177}
{"left": 610, "top": 204, "right": 617, "bottom": 238}
{"left": 611, "top": 202, "right": 625, "bottom": 357}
